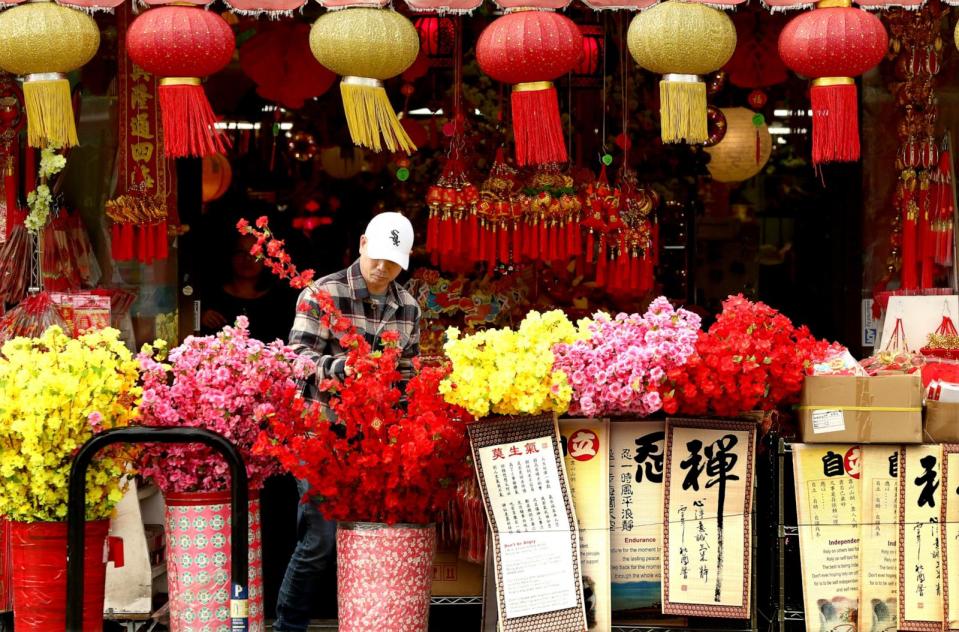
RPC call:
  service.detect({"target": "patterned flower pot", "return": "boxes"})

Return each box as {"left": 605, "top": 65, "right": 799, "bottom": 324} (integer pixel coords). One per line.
{"left": 9, "top": 519, "right": 111, "bottom": 631}
{"left": 165, "top": 491, "right": 264, "bottom": 631}
{"left": 337, "top": 522, "right": 436, "bottom": 632}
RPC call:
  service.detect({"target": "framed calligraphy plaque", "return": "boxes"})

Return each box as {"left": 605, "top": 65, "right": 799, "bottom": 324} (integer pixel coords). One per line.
{"left": 793, "top": 444, "right": 863, "bottom": 632}
{"left": 859, "top": 445, "right": 899, "bottom": 632}
{"left": 468, "top": 414, "right": 587, "bottom": 632}
{"left": 661, "top": 418, "right": 756, "bottom": 619}
{"left": 940, "top": 444, "right": 959, "bottom": 632}
{"left": 899, "top": 444, "right": 944, "bottom": 631}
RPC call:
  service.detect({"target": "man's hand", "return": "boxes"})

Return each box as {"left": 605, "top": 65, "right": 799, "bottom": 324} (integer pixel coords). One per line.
{"left": 327, "top": 358, "right": 354, "bottom": 381}
{"left": 201, "top": 309, "right": 228, "bottom": 330}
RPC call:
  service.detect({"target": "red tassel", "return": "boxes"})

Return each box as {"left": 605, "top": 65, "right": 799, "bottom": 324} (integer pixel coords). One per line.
{"left": 158, "top": 83, "right": 230, "bottom": 158}
{"left": 596, "top": 238, "right": 608, "bottom": 287}
{"left": 111, "top": 224, "right": 122, "bottom": 261}
{"left": 920, "top": 181, "right": 935, "bottom": 289}
{"left": 156, "top": 221, "right": 168, "bottom": 260}
{"left": 569, "top": 220, "right": 581, "bottom": 257}
{"left": 585, "top": 231, "right": 595, "bottom": 264}
{"left": 511, "top": 221, "right": 521, "bottom": 264}
{"left": 511, "top": 83, "right": 567, "bottom": 167}
{"left": 902, "top": 203, "right": 918, "bottom": 290}
{"left": 487, "top": 225, "right": 498, "bottom": 269}
{"left": 426, "top": 212, "right": 438, "bottom": 252}
{"left": 539, "top": 222, "right": 549, "bottom": 261}
{"left": 527, "top": 221, "right": 538, "bottom": 261}
{"left": 809, "top": 82, "right": 859, "bottom": 165}
{"left": 467, "top": 213, "right": 479, "bottom": 260}
{"left": 640, "top": 254, "right": 654, "bottom": 292}
{"left": 498, "top": 224, "right": 509, "bottom": 264}
{"left": 136, "top": 225, "right": 148, "bottom": 263}
{"left": 630, "top": 253, "right": 641, "bottom": 292}
{"left": 121, "top": 224, "right": 135, "bottom": 261}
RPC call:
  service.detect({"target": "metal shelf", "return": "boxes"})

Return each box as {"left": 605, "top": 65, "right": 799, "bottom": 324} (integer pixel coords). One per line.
{"left": 431, "top": 596, "right": 484, "bottom": 606}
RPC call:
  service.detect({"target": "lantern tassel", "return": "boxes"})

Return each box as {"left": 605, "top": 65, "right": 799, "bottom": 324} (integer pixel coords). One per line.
{"left": 810, "top": 78, "right": 859, "bottom": 165}
{"left": 511, "top": 82, "right": 567, "bottom": 166}
{"left": 660, "top": 75, "right": 707, "bottom": 144}
{"left": 158, "top": 79, "right": 229, "bottom": 158}
{"left": 341, "top": 77, "right": 415, "bottom": 155}
{"left": 23, "top": 74, "right": 77, "bottom": 149}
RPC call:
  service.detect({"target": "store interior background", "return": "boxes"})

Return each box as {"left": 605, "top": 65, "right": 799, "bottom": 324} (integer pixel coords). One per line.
{"left": 54, "top": 3, "right": 958, "bottom": 626}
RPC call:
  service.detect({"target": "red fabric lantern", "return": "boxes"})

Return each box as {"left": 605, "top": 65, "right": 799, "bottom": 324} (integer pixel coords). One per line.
{"left": 240, "top": 22, "right": 335, "bottom": 110}
{"left": 778, "top": 1, "right": 887, "bottom": 165}
{"left": 126, "top": 6, "right": 235, "bottom": 158}
{"left": 572, "top": 24, "right": 603, "bottom": 88}
{"left": 476, "top": 11, "right": 583, "bottom": 166}
{"left": 725, "top": 8, "right": 788, "bottom": 89}
{"left": 414, "top": 15, "right": 455, "bottom": 59}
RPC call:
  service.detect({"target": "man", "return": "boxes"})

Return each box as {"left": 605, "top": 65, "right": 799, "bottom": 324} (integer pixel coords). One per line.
{"left": 273, "top": 212, "right": 421, "bottom": 632}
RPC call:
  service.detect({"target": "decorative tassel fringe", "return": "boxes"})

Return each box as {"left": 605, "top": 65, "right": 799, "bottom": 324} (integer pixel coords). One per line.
{"left": 158, "top": 82, "right": 229, "bottom": 158}
{"left": 23, "top": 78, "right": 77, "bottom": 149}
{"left": 810, "top": 82, "right": 859, "bottom": 165}
{"left": 659, "top": 78, "right": 707, "bottom": 144}
{"left": 511, "top": 82, "right": 567, "bottom": 166}
{"left": 340, "top": 79, "right": 415, "bottom": 155}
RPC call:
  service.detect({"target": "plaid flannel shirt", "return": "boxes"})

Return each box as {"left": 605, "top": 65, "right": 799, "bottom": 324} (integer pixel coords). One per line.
{"left": 288, "top": 260, "right": 421, "bottom": 403}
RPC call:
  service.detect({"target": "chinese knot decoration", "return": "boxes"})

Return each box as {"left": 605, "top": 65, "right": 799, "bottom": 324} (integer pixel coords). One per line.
{"left": 126, "top": 6, "right": 235, "bottom": 158}
{"left": 0, "top": 1, "right": 99, "bottom": 149}
{"left": 778, "top": 0, "right": 887, "bottom": 165}
{"left": 476, "top": 11, "right": 583, "bottom": 166}
{"left": 425, "top": 157, "right": 479, "bottom": 268}
{"left": 310, "top": 8, "right": 420, "bottom": 155}
{"left": 627, "top": 2, "right": 736, "bottom": 145}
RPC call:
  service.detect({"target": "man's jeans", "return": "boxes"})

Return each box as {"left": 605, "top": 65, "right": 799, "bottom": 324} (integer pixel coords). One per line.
{"left": 273, "top": 479, "right": 337, "bottom": 631}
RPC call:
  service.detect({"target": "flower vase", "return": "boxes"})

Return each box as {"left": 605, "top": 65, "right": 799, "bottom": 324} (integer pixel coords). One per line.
{"left": 164, "top": 491, "right": 264, "bottom": 631}
{"left": 337, "top": 522, "right": 436, "bottom": 632}
{"left": 9, "top": 519, "right": 111, "bottom": 631}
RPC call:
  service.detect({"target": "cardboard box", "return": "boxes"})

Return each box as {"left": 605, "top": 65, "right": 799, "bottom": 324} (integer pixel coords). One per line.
{"left": 925, "top": 400, "right": 959, "bottom": 443}
{"left": 431, "top": 548, "right": 484, "bottom": 597}
{"left": 799, "top": 375, "right": 922, "bottom": 443}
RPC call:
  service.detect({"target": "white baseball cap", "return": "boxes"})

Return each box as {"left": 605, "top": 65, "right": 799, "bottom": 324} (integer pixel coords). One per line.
{"left": 364, "top": 212, "right": 414, "bottom": 270}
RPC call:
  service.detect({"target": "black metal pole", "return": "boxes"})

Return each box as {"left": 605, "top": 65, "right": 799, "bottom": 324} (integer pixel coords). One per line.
{"left": 65, "top": 426, "right": 249, "bottom": 632}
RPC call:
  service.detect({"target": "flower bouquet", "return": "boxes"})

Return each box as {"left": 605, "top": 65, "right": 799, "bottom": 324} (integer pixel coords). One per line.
{"left": 135, "top": 317, "right": 313, "bottom": 631}
{"left": 241, "top": 217, "right": 473, "bottom": 631}
{"left": 659, "top": 295, "right": 838, "bottom": 422}
{"left": 0, "top": 326, "right": 140, "bottom": 631}
{"left": 552, "top": 297, "right": 701, "bottom": 417}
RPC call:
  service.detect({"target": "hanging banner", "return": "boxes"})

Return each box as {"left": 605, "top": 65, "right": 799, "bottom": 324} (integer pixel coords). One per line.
{"left": 941, "top": 444, "right": 959, "bottom": 632}
{"left": 661, "top": 418, "right": 756, "bottom": 619}
{"left": 859, "top": 445, "right": 900, "bottom": 632}
{"left": 559, "top": 418, "right": 611, "bottom": 632}
{"left": 899, "top": 444, "right": 944, "bottom": 631}
{"left": 468, "top": 414, "right": 587, "bottom": 632}
{"left": 793, "top": 444, "right": 862, "bottom": 632}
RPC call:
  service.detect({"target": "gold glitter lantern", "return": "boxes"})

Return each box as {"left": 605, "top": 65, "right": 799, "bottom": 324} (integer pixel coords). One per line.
{"left": 309, "top": 8, "right": 419, "bottom": 154}
{"left": 627, "top": 1, "right": 735, "bottom": 144}
{"left": 705, "top": 107, "right": 772, "bottom": 182}
{"left": 0, "top": 0, "right": 99, "bottom": 148}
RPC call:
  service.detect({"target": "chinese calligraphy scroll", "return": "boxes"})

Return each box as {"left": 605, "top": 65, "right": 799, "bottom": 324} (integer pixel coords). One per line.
{"left": 793, "top": 444, "right": 863, "bottom": 632}
{"left": 940, "top": 444, "right": 959, "bottom": 632}
{"left": 469, "top": 414, "right": 587, "bottom": 631}
{"left": 899, "top": 444, "right": 945, "bottom": 631}
{"left": 662, "top": 418, "right": 755, "bottom": 618}
{"left": 559, "top": 418, "right": 611, "bottom": 632}
{"left": 859, "top": 445, "right": 900, "bottom": 632}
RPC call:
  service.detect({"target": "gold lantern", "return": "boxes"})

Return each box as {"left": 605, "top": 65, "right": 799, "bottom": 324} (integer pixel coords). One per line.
{"left": 627, "top": 1, "right": 735, "bottom": 144}
{"left": 0, "top": 1, "right": 99, "bottom": 148}
{"left": 705, "top": 107, "right": 772, "bottom": 183}
{"left": 310, "top": 8, "right": 420, "bottom": 154}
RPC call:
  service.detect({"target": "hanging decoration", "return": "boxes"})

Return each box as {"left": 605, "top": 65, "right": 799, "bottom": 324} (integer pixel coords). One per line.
{"left": 705, "top": 107, "right": 772, "bottom": 183}
{"left": 778, "top": 0, "right": 887, "bottom": 166}
{"left": 626, "top": 1, "right": 736, "bottom": 145}
{"left": 476, "top": 11, "right": 583, "bottom": 166}
{"left": 0, "top": 1, "right": 99, "bottom": 149}
{"left": 0, "top": 72, "right": 24, "bottom": 245}
{"left": 239, "top": 22, "right": 336, "bottom": 110}
{"left": 202, "top": 153, "right": 232, "bottom": 203}
{"left": 310, "top": 8, "right": 420, "bottom": 155}
{"left": 426, "top": 157, "right": 478, "bottom": 268}
{"left": 724, "top": 7, "right": 788, "bottom": 90}
{"left": 572, "top": 24, "right": 604, "bottom": 89}
{"left": 414, "top": 15, "right": 456, "bottom": 64}
{"left": 126, "top": 6, "right": 235, "bottom": 158}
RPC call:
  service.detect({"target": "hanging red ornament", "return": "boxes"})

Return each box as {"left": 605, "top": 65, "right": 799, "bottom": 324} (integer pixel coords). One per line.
{"left": 414, "top": 15, "right": 456, "bottom": 60}
{"left": 239, "top": 22, "right": 335, "bottom": 110}
{"left": 747, "top": 89, "right": 768, "bottom": 110}
{"left": 778, "top": 0, "right": 887, "bottom": 165}
{"left": 476, "top": 11, "right": 583, "bottom": 166}
{"left": 571, "top": 24, "right": 604, "bottom": 88}
{"left": 126, "top": 6, "right": 235, "bottom": 158}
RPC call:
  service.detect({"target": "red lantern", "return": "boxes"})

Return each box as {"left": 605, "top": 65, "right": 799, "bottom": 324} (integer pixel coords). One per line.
{"left": 126, "top": 6, "right": 235, "bottom": 158}
{"left": 476, "top": 11, "right": 583, "bottom": 166}
{"left": 572, "top": 24, "right": 603, "bottom": 88}
{"left": 240, "top": 22, "right": 335, "bottom": 110}
{"left": 778, "top": 1, "right": 887, "bottom": 165}
{"left": 414, "top": 15, "right": 455, "bottom": 59}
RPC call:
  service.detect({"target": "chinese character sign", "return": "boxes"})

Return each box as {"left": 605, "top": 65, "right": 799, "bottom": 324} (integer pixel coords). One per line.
{"left": 662, "top": 419, "right": 755, "bottom": 618}
{"left": 609, "top": 421, "right": 675, "bottom": 623}
{"left": 900, "top": 444, "right": 944, "bottom": 630}
{"left": 859, "top": 446, "right": 900, "bottom": 632}
{"left": 560, "top": 419, "right": 611, "bottom": 632}
{"left": 793, "top": 444, "right": 863, "bottom": 632}
{"left": 940, "top": 445, "right": 959, "bottom": 632}
{"left": 469, "top": 415, "right": 587, "bottom": 632}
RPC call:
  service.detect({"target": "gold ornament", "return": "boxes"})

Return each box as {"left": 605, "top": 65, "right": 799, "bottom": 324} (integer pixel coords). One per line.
{"left": 705, "top": 108, "right": 772, "bottom": 182}
{"left": 310, "top": 8, "right": 419, "bottom": 155}
{"left": 627, "top": 2, "right": 735, "bottom": 145}
{"left": 0, "top": 1, "right": 99, "bottom": 148}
